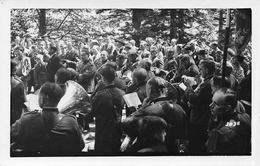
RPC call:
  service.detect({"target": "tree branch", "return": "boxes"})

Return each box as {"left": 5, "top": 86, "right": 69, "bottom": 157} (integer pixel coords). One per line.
{"left": 47, "top": 10, "right": 72, "bottom": 36}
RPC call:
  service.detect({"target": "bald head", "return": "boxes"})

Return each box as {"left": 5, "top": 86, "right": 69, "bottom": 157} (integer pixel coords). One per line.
{"left": 133, "top": 68, "right": 147, "bottom": 84}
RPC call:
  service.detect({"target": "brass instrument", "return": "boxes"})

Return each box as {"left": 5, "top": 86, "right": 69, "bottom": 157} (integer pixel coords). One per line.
{"left": 57, "top": 80, "right": 91, "bottom": 115}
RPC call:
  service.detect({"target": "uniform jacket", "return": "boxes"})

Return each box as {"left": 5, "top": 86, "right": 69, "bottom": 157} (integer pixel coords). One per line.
{"left": 11, "top": 108, "right": 85, "bottom": 155}
{"left": 124, "top": 97, "right": 187, "bottom": 153}
{"left": 11, "top": 76, "right": 27, "bottom": 125}
{"left": 64, "top": 48, "right": 79, "bottom": 62}
{"left": 76, "top": 59, "right": 96, "bottom": 93}
{"left": 185, "top": 75, "right": 214, "bottom": 125}
{"left": 90, "top": 85, "right": 125, "bottom": 154}
{"left": 207, "top": 111, "right": 251, "bottom": 155}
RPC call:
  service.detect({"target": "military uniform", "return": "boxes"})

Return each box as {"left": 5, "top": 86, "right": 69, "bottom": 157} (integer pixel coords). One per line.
{"left": 124, "top": 97, "right": 187, "bottom": 153}
{"left": 90, "top": 85, "right": 125, "bottom": 154}
{"left": 11, "top": 76, "right": 27, "bottom": 125}
{"left": 76, "top": 59, "right": 96, "bottom": 93}
{"left": 207, "top": 111, "right": 251, "bottom": 155}
{"left": 11, "top": 108, "right": 85, "bottom": 155}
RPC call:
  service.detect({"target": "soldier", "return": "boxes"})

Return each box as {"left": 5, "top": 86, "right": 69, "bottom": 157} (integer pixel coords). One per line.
{"left": 89, "top": 65, "right": 125, "bottom": 155}
{"left": 123, "top": 77, "right": 187, "bottom": 153}
{"left": 207, "top": 88, "right": 251, "bottom": 155}
{"left": 11, "top": 82, "right": 85, "bottom": 155}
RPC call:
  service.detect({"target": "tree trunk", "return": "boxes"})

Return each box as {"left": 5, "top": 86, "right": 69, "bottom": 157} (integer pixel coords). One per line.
{"left": 38, "top": 9, "right": 46, "bottom": 37}
{"left": 218, "top": 9, "right": 224, "bottom": 50}
{"left": 170, "top": 9, "right": 177, "bottom": 41}
{"left": 132, "top": 9, "right": 146, "bottom": 47}
{"left": 177, "top": 9, "right": 185, "bottom": 44}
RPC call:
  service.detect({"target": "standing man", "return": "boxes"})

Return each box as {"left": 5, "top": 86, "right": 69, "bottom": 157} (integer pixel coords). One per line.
{"left": 13, "top": 46, "right": 31, "bottom": 93}
{"left": 76, "top": 51, "right": 96, "bottom": 94}
{"left": 46, "top": 45, "right": 65, "bottom": 83}
{"left": 90, "top": 65, "right": 125, "bottom": 155}
{"left": 183, "top": 59, "right": 215, "bottom": 154}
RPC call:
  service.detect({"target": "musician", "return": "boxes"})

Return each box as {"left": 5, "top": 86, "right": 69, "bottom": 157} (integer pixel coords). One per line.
{"left": 125, "top": 68, "right": 148, "bottom": 115}
{"left": 207, "top": 88, "right": 251, "bottom": 155}
{"left": 138, "top": 58, "right": 155, "bottom": 82}
{"left": 12, "top": 46, "right": 32, "bottom": 93}
{"left": 11, "top": 82, "right": 85, "bottom": 155}
{"left": 123, "top": 77, "right": 187, "bottom": 153}
{"left": 121, "top": 48, "right": 139, "bottom": 76}
{"left": 183, "top": 59, "right": 215, "bottom": 154}
{"left": 91, "top": 61, "right": 126, "bottom": 99}
{"left": 172, "top": 54, "right": 199, "bottom": 83}
{"left": 90, "top": 65, "right": 125, "bottom": 154}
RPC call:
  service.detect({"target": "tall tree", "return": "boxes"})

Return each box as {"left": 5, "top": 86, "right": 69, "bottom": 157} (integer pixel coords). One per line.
{"left": 38, "top": 9, "right": 46, "bottom": 36}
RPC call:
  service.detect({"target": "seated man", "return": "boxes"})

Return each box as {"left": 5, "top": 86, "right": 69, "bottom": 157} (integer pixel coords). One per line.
{"left": 123, "top": 77, "right": 187, "bottom": 153}
{"left": 125, "top": 67, "right": 148, "bottom": 115}
{"left": 207, "top": 88, "right": 251, "bottom": 155}
{"left": 11, "top": 82, "right": 85, "bottom": 156}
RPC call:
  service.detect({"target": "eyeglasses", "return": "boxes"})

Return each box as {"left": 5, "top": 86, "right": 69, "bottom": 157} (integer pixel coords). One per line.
{"left": 210, "top": 101, "right": 227, "bottom": 108}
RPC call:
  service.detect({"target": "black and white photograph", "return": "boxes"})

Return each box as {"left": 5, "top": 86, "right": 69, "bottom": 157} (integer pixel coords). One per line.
{"left": 1, "top": 0, "right": 260, "bottom": 166}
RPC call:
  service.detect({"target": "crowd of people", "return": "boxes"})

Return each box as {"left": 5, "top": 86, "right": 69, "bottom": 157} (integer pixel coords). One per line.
{"left": 10, "top": 33, "right": 251, "bottom": 156}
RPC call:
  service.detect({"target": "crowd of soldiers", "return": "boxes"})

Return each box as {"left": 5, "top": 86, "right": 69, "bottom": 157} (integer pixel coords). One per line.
{"left": 10, "top": 33, "right": 251, "bottom": 156}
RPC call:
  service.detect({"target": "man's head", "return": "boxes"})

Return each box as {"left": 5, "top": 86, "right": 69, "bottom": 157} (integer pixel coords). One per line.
{"left": 116, "top": 54, "right": 126, "bottom": 67}
{"left": 197, "top": 49, "right": 207, "bottom": 61}
{"left": 210, "top": 42, "right": 218, "bottom": 51}
{"left": 215, "top": 50, "right": 223, "bottom": 62}
{"left": 139, "top": 116, "right": 167, "bottom": 142}
{"left": 99, "top": 65, "right": 116, "bottom": 85}
{"left": 199, "top": 60, "right": 216, "bottom": 78}
{"left": 209, "top": 88, "right": 237, "bottom": 116}
{"left": 48, "top": 45, "right": 58, "bottom": 55}
{"left": 180, "top": 54, "right": 192, "bottom": 69}
{"left": 100, "top": 50, "right": 108, "bottom": 62}
{"left": 139, "top": 58, "right": 152, "bottom": 71}
{"left": 132, "top": 68, "right": 147, "bottom": 84}
{"left": 211, "top": 75, "right": 231, "bottom": 94}
{"left": 80, "top": 51, "right": 90, "bottom": 62}
{"left": 13, "top": 46, "right": 24, "bottom": 58}
{"left": 35, "top": 54, "right": 44, "bottom": 64}
{"left": 38, "top": 82, "right": 64, "bottom": 108}
{"left": 55, "top": 67, "right": 75, "bottom": 86}
{"left": 146, "top": 77, "right": 166, "bottom": 100}
{"left": 171, "top": 38, "right": 177, "bottom": 46}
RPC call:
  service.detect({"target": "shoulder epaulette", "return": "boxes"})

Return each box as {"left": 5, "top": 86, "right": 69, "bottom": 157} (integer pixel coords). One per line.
{"left": 23, "top": 109, "right": 40, "bottom": 116}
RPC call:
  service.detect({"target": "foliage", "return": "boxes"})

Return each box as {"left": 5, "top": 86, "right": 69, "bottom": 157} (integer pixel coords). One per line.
{"left": 11, "top": 8, "right": 244, "bottom": 50}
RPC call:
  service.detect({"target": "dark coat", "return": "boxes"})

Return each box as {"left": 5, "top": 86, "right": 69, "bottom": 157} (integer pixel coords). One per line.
{"left": 90, "top": 85, "right": 125, "bottom": 154}
{"left": 207, "top": 112, "right": 251, "bottom": 155}
{"left": 46, "top": 54, "right": 64, "bottom": 82}
{"left": 126, "top": 139, "right": 168, "bottom": 153}
{"left": 185, "top": 75, "right": 214, "bottom": 125}
{"left": 76, "top": 60, "right": 96, "bottom": 93}
{"left": 11, "top": 108, "right": 85, "bottom": 155}
{"left": 173, "top": 63, "right": 199, "bottom": 83}
{"left": 125, "top": 97, "right": 187, "bottom": 153}
{"left": 11, "top": 76, "right": 27, "bottom": 125}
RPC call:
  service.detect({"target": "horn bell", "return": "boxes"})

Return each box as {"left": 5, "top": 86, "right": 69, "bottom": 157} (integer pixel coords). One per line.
{"left": 57, "top": 80, "right": 92, "bottom": 115}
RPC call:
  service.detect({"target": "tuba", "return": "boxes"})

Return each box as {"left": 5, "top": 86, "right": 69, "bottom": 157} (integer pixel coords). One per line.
{"left": 57, "top": 80, "right": 92, "bottom": 115}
